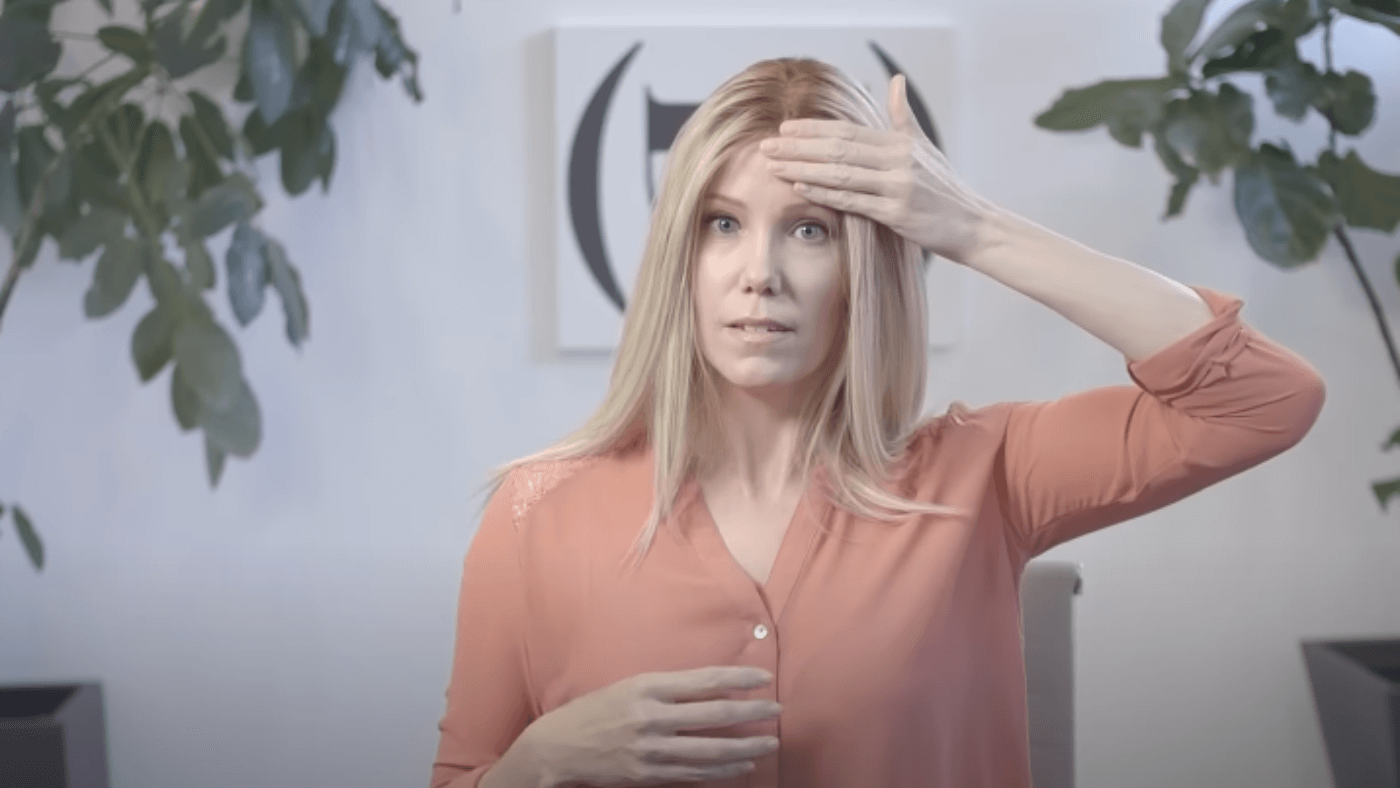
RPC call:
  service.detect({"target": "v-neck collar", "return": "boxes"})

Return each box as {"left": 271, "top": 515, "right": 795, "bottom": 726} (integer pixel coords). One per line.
{"left": 675, "top": 464, "right": 832, "bottom": 622}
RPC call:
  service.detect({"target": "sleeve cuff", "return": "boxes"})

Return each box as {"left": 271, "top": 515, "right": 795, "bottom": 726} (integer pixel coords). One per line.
{"left": 1125, "top": 286, "right": 1249, "bottom": 403}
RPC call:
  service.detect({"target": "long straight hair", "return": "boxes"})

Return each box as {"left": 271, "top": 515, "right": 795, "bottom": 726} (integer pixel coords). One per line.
{"left": 480, "top": 57, "right": 967, "bottom": 574}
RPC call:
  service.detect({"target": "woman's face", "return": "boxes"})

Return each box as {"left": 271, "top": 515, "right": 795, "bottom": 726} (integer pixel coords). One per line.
{"left": 692, "top": 140, "right": 845, "bottom": 402}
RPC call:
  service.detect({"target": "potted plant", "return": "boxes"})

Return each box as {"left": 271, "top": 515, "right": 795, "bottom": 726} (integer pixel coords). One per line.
{"left": 1032, "top": 1, "right": 1398, "bottom": 785}
{"left": 0, "top": 0, "right": 421, "bottom": 777}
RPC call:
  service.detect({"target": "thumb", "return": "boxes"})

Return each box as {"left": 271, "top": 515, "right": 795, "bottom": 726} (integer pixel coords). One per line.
{"left": 888, "top": 73, "right": 914, "bottom": 134}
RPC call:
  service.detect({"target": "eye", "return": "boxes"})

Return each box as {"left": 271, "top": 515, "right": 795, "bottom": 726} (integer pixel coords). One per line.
{"left": 794, "top": 221, "right": 830, "bottom": 242}
{"left": 705, "top": 214, "right": 739, "bottom": 234}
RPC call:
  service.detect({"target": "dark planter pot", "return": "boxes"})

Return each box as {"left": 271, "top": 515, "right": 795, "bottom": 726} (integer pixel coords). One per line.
{"left": 1302, "top": 638, "right": 1400, "bottom": 788}
{"left": 0, "top": 682, "right": 110, "bottom": 788}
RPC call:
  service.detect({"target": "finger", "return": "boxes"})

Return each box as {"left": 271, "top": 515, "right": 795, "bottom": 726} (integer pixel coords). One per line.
{"left": 644, "top": 733, "right": 778, "bottom": 766}
{"left": 888, "top": 74, "right": 914, "bottom": 135}
{"left": 767, "top": 159, "right": 888, "bottom": 196}
{"left": 777, "top": 118, "right": 892, "bottom": 147}
{"left": 793, "top": 181, "right": 898, "bottom": 220}
{"left": 656, "top": 699, "right": 780, "bottom": 733}
{"left": 760, "top": 135, "right": 897, "bottom": 170}
{"left": 649, "top": 667, "right": 770, "bottom": 702}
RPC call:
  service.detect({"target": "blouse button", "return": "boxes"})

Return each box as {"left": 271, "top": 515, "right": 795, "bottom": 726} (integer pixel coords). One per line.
{"left": 753, "top": 623, "right": 769, "bottom": 639}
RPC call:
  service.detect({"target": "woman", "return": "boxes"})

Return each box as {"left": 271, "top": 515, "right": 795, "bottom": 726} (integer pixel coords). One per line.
{"left": 431, "top": 58, "right": 1324, "bottom": 788}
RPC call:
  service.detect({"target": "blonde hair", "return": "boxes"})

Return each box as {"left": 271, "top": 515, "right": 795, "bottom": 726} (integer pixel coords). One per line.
{"left": 479, "top": 57, "right": 967, "bottom": 573}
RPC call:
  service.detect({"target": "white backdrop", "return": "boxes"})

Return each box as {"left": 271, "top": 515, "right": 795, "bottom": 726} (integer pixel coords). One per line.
{"left": 1, "top": 2, "right": 1398, "bottom": 788}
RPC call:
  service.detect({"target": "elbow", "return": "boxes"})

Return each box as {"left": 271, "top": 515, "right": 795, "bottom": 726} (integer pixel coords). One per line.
{"left": 1281, "top": 368, "right": 1327, "bottom": 449}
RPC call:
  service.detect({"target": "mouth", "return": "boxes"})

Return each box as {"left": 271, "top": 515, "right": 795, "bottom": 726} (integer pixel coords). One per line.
{"left": 727, "top": 320, "right": 794, "bottom": 333}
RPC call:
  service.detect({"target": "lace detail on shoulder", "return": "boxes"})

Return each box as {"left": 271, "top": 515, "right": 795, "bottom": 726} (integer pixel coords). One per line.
{"left": 510, "top": 456, "right": 603, "bottom": 530}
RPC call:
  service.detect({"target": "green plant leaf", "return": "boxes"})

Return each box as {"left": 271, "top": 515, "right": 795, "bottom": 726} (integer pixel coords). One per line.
{"left": 173, "top": 314, "right": 243, "bottom": 411}
{"left": 1378, "top": 424, "right": 1400, "bottom": 451}
{"left": 246, "top": 0, "right": 296, "bottom": 124}
{"left": 201, "top": 377, "right": 261, "bottom": 457}
{"left": 1160, "top": 84, "right": 1254, "bottom": 176}
{"left": 1316, "top": 150, "right": 1400, "bottom": 232}
{"left": 328, "top": 0, "right": 384, "bottom": 66}
{"left": 187, "top": 91, "right": 234, "bottom": 160}
{"left": 1331, "top": 0, "right": 1400, "bottom": 35}
{"left": 132, "top": 301, "right": 177, "bottom": 382}
{"left": 226, "top": 220, "right": 268, "bottom": 325}
{"left": 1033, "top": 77, "right": 1180, "bottom": 147}
{"left": 73, "top": 147, "right": 128, "bottom": 217}
{"left": 16, "top": 125, "right": 56, "bottom": 212}
{"left": 105, "top": 102, "right": 145, "bottom": 154}
{"left": 1, "top": 98, "right": 16, "bottom": 151}
{"left": 171, "top": 363, "right": 201, "bottom": 430}
{"left": 1373, "top": 476, "right": 1400, "bottom": 510}
{"left": 84, "top": 236, "right": 146, "bottom": 317}
{"left": 57, "top": 205, "right": 126, "bottom": 260}
{"left": 178, "top": 115, "right": 224, "bottom": 200}
{"left": 264, "top": 234, "right": 308, "bottom": 346}
{"left": 241, "top": 107, "right": 281, "bottom": 155}
{"left": 184, "top": 237, "right": 216, "bottom": 290}
{"left": 1315, "top": 70, "right": 1376, "bottom": 136}
{"left": 1233, "top": 143, "right": 1338, "bottom": 267}
{"left": 1200, "top": 27, "right": 1295, "bottom": 79}
{"left": 12, "top": 505, "right": 43, "bottom": 571}
{"left": 179, "top": 171, "right": 261, "bottom": 239}
{"left": 145, "top": 254, "right": 185, "bottom": 306}
{"left": 1153, "top": 132, "right": 1200, "bottom": 218}
{"left": 152, "top": 4, "right": 228, "bottom": 79}
{"left": 98, "top": 25, "right": 154, "bottom": 64}
{"left": 1263, "top": 58, "right": 1321, "bottom": 120}
{"left": 280, "top": 112, "right": 335, "bottom": 194}
{"left": 298, "top": 0, "right": 335, "bottom": 35}
{"left": 66, "top": 69, "right": 149, "bottom": 136}
{"left": 373, "top": 3, "right": 421, "bottom": 102}
{"left": 0, "top": 149, "right": 20, "bottom": 238}
{"left": 1192, "top": 0, "right": 1282, "bottom": 60}
{"left": 1162, "top": 0, "right": 1215, "bottom": 74}
{"left": 0, "top": 16, "right": 61, "bottom": 92}
{"left": 135, "top": 120, "right": 177, "bottom": 210}
{"left": 204, "top": 433, "right": 227, "bottom": 486}
{"left": 301, "top": 36, "right": 349, "bottom": 115}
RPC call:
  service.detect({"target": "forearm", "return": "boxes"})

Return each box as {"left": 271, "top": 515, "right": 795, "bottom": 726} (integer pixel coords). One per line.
{"left": 961, "top": 206, "right": 1216, "bottom": 364}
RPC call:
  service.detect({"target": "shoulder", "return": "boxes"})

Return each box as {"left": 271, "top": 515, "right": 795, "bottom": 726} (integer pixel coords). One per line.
{"left": 906, "top": 400, "right": 1022, "bottom": 448}
{"left": 503, "top": 456, "right": 603, "bottom": 530}
{"left": 890, "top": 400, "right": 1027, "bottom": 473}
{"left": 503, "top": 450, "right": 647, "bottom": 531}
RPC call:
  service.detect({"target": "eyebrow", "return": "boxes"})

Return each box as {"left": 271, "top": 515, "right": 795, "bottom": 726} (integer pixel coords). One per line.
{"left": 704, "top": 192, "right": 836, "bottom": 216}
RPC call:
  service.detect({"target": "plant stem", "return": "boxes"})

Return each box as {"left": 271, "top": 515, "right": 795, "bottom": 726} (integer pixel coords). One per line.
{"left": 1334, "top": 223, "right": 1400, "bottom": 391}
{"left": 1323, "top": 9, "right": 1337, "bottom": 152}
{"left": 0, "top": 153, "right": 63, "bottom": 333}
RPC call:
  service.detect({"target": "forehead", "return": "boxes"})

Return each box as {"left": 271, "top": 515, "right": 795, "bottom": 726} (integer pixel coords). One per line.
{"left": 702, "top": 142, "right": 832, "bottom": 215}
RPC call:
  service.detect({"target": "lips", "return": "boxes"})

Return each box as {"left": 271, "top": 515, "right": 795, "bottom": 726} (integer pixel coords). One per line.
{"left": 728, "top": 318, "right": 793, "bottom": 331}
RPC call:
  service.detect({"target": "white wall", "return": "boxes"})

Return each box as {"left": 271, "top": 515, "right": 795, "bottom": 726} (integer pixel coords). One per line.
{"left": 1, "top": 1, "right": 1397, "bottom": 787}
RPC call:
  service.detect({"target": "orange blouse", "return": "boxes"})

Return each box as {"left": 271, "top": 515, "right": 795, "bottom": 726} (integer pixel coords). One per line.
{"left": 431, "top": 286, "right": 1325, "bottom": 788}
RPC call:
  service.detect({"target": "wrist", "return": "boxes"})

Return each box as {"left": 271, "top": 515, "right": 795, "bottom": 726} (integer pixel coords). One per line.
{"left": 958, "top": 204, "right": 1064, "bottom": 279}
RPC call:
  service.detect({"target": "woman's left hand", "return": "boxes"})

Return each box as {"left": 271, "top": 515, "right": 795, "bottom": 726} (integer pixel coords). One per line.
{"left": 760, "top": 73, "right": 994, "bottom": 265}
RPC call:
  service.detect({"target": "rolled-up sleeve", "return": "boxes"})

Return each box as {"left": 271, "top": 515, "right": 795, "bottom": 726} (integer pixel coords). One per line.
{"left": 996, "top": 286, "right": 1326, "bottom": 560}
{"left": 432, "top": 471, "right": 538, "bottom": 788}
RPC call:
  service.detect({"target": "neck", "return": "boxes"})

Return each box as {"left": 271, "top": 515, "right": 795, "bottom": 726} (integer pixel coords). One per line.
{"left": 698, "top": 382, "right": 811, "bottom": 503}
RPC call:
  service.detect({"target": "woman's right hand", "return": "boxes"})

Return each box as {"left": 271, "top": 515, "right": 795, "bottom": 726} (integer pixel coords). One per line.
{"left": 524, "top": 666, "right": 783, "bottom": 787}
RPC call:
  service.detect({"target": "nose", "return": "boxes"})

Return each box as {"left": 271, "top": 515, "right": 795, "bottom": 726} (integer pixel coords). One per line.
{"left": 739, "top": 231, "right": 781, "bottom": 295}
